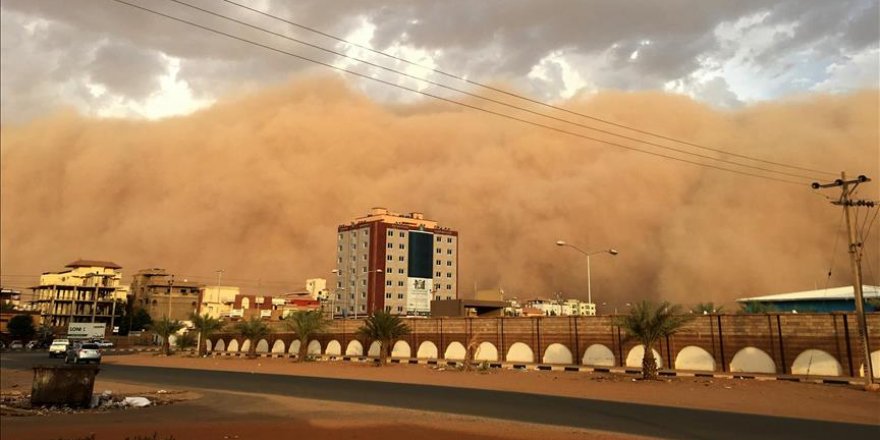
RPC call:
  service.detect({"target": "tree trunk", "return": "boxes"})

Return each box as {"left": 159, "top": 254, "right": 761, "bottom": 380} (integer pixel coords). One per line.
{"left": 164, "top": 335, "right": 171, "bottom": 356}
{"left": 378, "top": 340, "right": 389, "bottom": 366}
{"left": 642, "top": 343, "right": 658, "bottom": 380}
{"left": 298, "top": 338, "right": 308, "bottom": 362}
{"left": 197, "top": 332, "right": 205, "bottom": 357}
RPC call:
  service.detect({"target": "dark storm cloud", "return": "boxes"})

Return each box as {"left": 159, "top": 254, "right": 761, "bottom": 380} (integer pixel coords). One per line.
{"left": 1, "top": 0, "right": 877, "bottom": 122}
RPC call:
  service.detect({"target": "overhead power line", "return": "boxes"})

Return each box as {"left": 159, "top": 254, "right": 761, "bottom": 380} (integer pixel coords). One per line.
{"left": 110, "top": 0, "right": 809, "bottom": 185}
{"left": 220, "top": 0, "right": 839, "bottom": 178}
{"left": 166, "top": 0, "right": 821, "bottom": 182}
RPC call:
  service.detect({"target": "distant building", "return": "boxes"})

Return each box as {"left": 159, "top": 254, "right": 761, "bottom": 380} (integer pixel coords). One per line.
{"left": 736, "top": 285, "right": 880, "bottom": 313}
{"left": 129, "top": 268, "right": 204, "bottom": 322}
{"left": 1, "top": 288, "right": 22, "bottom": 310}
{"left": 523, "top": 297, "right": 595, "bottom": 316}
{"left": 30, "top": 259, "right": 125, "bottom": 328}
{"left": 431, "top": 299, "right": 507, "bottom": 317}
{"left": 335, "top": 208, "right": 458, "bottom": 317}
{"left": 305, "top": 278, "right": 328, "bottom": 300}
{"left": 200, "top": 285, "right": 239, "bottom": 319}
{"left": 230, "top": 294, "right": 287, "bottom": 320}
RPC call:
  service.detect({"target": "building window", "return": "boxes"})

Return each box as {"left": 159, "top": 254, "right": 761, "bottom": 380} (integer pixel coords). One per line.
{"left": 397, "top": 281, "right": 404, "bottom": 286}
{"left": 447, "top": 249, "right": 452, "bottom": 254}
{"left": 446, "top": 295, "right": 452, "bottom": 300}
{"left": 397, "top": 306, "right": 403, "bottom": 312}
{"left": 436, "top": 248, "right": 441, "bottom": 254}
{"left": 385, "top": 293, "right": 392, "bottom": 298}
{"left": 387, "top": 243, "right": 393, "bottom": 248}
{"left": 447, "top": 261, "right": 452, "bottom": 266}
{"left": 339, "top": 234, "right": 343, "bottom": 240}
{"left": 385, "top": 306, "right": 392, "bottom": 312}
{"left": 446, "top": 273, "right": 452, "bottom": 278}
{"left": 398, "top": 256, "right": 404, "bottom": 261}
{"left": 363, "top": 242, "right": 368, "bottom": 248}
{"left": 397, "top": 293, "right": 404, "bottom": 299}
{"left": 387, "top": 255, "right": 393, "bottom": 261}
{"left": 435, "top": 271, "right": 441, "bottom": 277}
{"left": 338, "top": 245, "right": 343, "bottom": 251}
{"left": 337, "top": 282, "right": 342, "bottom": 288}
{"left": 387, "top": 230, "right": 394, "bottom": 236}
{"left": 446, "top": 284, "right": 452, "bottom": 289}
{"left": 398, "top": 268, "right": 404, "bottom": 274}
{"left": 385, "top": 281, "right": 392, "bottom": 286}
{"left": 399, "top": 232, "right": 405, "bottom": 237}
{"left": 398, "top": 244, "right": 405, "bottom": 249}
{"left": 360, "top": 304, "right": 365, "bottom": 311}
{"left": 338, "top": 257, "right": 343, "bottom": 263}
{"left": 336, "top": 306, "right": 341, "bottom": 313}
{"left": 386, "top": 268, "right": 392, "bottom": 273}
{"left": 436, "top": 236, "right": 441, "bottom": 242}
{"left": 361, "top": 279, "right": 367, "bottom": 286}
{"left": 447, "top": 237, "right": 453, "bottom": 243}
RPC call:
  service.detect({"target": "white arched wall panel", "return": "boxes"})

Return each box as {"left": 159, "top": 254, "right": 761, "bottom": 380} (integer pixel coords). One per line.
{"left": 307, "top": 340, "right": 322, "bottom": 355}
{"left": 543, "top": 343, "right": 574, "bottom": 365}
{"left": 255, "top": 339, "right": 269, "bottom": 353}
{"left": 475, "top": 342, "right": 498, "bottom": 362}
{"left": 213, "top": 339, "right": 225, "bottom": 352}
{"left": 288, "top": 340, "right": 301, "bottom": 355}
{"left": 227, "top": 339, "right": 239, "bottom": 352}
{"left": 271, "top": 340, "right": 285, "bottom": 354}
{"left": 625, "top": 345, "right": 663, "bottom": 368}
{"left": 346, "top": 340, "right": 364, "bottom": 356}
{"left": 444, "top": 342, "right": 466, "bottom": 361}
{"left": 392, "top": 341, "right": 412, "bottom": 358}
{"left": 791, "top": 349, "right": 842, "bottom": 376}
{"left": 417, "top": 341, "right": 438, "bottom": 359}
{"left": 729, "top": 347, "right": 776, "bottom": 374}
{"left": 859, "top": 350, "right": 880, "bottom": 378}
{"left": 368, "top": 341, "right": 382, "bottom": 357}
{"left": 325, "top": 340, "right": 342, "bottom": 356}
{"left": 674, "top": 346, "right": 715, "bottom": 371}
{"left": 582, "top": 344, "right": 615, "bottom": 366}
{"left": 506, "top": 342, "right": 534, "bottom": 363}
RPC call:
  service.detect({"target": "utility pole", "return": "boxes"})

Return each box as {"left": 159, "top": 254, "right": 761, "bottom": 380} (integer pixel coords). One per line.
{"left": 812, "top": 172, "right": 875, "bottom": 386}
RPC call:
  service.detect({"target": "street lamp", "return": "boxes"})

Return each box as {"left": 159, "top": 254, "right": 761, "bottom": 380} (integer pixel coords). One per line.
{"left": 332, "top": 268, "right": 382, "bottom": 319}
{"left": 556, "top": 240, "right": 618, "bottom": 313}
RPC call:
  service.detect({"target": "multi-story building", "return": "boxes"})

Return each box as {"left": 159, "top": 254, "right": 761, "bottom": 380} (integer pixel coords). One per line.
{"left": 129, "top": 268, "right": 204, "bottom": 322}
{"left": 524, "top": 297, "right": 596, "bottom": 316}
{"left": 229, "top": 294, "right": 286, "bottom": 320}
{"left": 335, "top": 208, "right": 458, "bottom": 317}
{"left": 30, "top": 260, "right": 125, "bottom": 328}
{"left": 0, "top": 288, "right": 22, "bottom": 310}
{"left": 200, "top": 285, "right": 239, "bottom": 319}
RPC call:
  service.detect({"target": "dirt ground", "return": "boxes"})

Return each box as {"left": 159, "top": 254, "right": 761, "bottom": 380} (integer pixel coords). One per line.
{"left": 2, "top": 353, "right": 879, "bottom": 440}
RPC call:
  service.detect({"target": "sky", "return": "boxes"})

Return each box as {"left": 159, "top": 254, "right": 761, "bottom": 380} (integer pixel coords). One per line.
{"left": 1, "top": 0, "right": 878, "bottom": 122}
{"left": 0, "top": 0, "right": 878, "bottom": 306}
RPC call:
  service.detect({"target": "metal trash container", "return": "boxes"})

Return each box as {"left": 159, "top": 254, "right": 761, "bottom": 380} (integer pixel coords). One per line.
{"left": 31, "top": 364, "right": 100, "bottom": 407}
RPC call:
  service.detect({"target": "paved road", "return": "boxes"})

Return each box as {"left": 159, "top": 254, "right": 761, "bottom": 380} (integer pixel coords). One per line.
{"left": 2, "top": 352, "right": 877, "bottom": 439}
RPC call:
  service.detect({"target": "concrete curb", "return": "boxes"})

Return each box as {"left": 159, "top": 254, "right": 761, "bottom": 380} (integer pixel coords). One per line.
{"left": 204, "top": 351, "right": 865, "bottom": 385}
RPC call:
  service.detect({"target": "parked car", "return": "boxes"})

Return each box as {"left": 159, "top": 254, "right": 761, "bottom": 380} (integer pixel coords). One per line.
{"left": 9, "top": 340, "right": 24, "bottom": 350}
{"left": 49, "top": 339, "right": 71, "bottom": 358}
{"left": 65, "top": 342, "right": 102, "bottom": 364}
{"left": 93, "top": 340, "right": 114, "bottom": 349}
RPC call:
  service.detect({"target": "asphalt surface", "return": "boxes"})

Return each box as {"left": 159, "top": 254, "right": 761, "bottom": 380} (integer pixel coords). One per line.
{"left": 2, "top": 352, "right": 877, "bottom": 440}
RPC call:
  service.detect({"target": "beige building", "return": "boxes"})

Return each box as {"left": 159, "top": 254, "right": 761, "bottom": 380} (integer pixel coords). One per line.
{"left": 199, "top": 285, "right": 239, "bottom": 319}
{"left": 336, "top": 208, "right": 458, "bottom": 317}
{"left": 30, "top": 259, "right": 126, "bottom": 328}
{"left": 129, "top": 268, "right": 203, "bottom": 321}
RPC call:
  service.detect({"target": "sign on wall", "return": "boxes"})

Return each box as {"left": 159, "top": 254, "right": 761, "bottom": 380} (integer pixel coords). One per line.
{"left": 406, "top": 277, "right": 433, "bottom": 315}
{"left": 67, "top": 323, "right": 106, "bottom": 339}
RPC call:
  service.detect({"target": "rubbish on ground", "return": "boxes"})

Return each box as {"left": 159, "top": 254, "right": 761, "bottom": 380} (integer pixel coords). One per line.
{"left": 123, "top": 396, "right": 151, "bottom": 407}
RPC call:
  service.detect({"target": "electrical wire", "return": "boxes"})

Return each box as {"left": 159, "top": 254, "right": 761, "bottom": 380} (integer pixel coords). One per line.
{"left": 823, "top": 210, "right": 846, "bottom": 291}
{"left": 166, "top": 0, "right": 820, "bottom": 182}
{"left": 108, "top": 0, "right": 810, "bottom": 186}
{"left": 220, "top": 0, "right": 839, "bottom": 178}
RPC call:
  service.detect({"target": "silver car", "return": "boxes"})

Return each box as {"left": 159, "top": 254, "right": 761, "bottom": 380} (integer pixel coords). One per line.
{"left": 65, "top": 342, "right": 102, "bottom": 364}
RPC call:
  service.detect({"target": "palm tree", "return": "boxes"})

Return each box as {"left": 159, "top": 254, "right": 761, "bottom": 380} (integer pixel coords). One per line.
{"left": 739, "top": 301, "right": 772, "bottom": 314}
{"left": 615, "top": 301, "right": 694, "bottom": 379}
{"left": 233, "top": 316, "right": 271, "bottom": 358}
{"left": 356, "top": 311, "right": 411, "bottom": 366}
{"left": 283, "top": 310, "right": 327, "bottom": 362}
{"left": 191, "top": 313, "right": 224, "bottom": 356}
{"left": 149, "top": 317, "right": 185, "bottom": 356}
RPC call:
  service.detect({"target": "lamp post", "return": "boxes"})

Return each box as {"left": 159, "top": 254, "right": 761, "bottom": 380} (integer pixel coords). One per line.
{"left": 556, "top": 241, "right": 618, "bottom": 315}
{"left": 332, "top": 268, "right": 382, "bottom": 319}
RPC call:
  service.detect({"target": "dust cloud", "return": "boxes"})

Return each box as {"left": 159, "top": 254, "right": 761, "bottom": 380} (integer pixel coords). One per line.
{"left": 1, "top": 76, "right": 877, "bottom": 307}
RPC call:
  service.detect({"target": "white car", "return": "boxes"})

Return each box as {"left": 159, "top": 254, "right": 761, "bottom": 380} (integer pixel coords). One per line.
{"left": 49, "top": 339, "right": 70, "bottom": 358}
{"left": 93, "top": 340, "right": 114, "bottom": 349}
{"left": 65, "top": 342, "right": 102, "bottom": 364}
